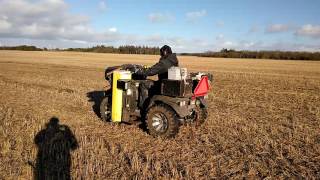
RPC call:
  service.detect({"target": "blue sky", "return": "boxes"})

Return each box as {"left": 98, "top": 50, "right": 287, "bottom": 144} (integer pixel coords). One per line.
{"left": 0, "top": 0, "right": 319, "bottom": 52}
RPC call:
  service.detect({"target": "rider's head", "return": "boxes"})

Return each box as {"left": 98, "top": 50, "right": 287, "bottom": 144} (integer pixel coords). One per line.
{"left": 46, "top": 117, "right": 59, "bottom": 128}
{"left": 160, "top": 45, "right": 172, "bottom": 58}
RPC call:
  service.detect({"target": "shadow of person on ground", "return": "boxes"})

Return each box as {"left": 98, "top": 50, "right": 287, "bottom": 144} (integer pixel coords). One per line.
{"left": 87, "top": 90, "right": 107, "bottom": 118}
{"left": 33, "top": 117, "right": 78, "bottom": 180}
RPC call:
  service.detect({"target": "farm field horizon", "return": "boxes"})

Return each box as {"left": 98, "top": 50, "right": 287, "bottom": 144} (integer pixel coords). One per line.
{"left": 0, "top": 50, "right": 319, "bottom": 179}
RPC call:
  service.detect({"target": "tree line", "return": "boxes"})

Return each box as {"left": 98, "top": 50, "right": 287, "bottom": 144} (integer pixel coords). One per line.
{"left": 0, "top": 45, "right": 43, "bottom": 51}
{"left": 1, "top": 45, "right": 319, "bottom": 60}
{"left": 65, "top": 45, "right": 160, "bottom": 55}
{"left": 0, "top": 45, "right": 160, "bottom": 55}
{"left": 181, "top": 48, "right": 320, "bottom": 61}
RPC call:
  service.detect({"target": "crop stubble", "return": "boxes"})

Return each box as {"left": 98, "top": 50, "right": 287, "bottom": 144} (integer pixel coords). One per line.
{"left": 0, "top": 50, "right": 319, "bottom": 179}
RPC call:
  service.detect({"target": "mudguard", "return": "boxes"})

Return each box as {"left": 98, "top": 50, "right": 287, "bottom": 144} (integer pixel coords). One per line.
{"left": 149, "top": 95, "right": 191, "bottom": 118}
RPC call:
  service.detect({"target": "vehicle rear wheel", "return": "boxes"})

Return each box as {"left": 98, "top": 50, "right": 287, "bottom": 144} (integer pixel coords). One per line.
{"left": 100, "top": 97, "right": 111, "bottom": 121}
{"left": 146, "top": 104, "right": 179, "bottom": 138}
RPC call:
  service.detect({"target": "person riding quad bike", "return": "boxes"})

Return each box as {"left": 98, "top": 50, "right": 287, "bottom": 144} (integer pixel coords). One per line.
{"left": 135, "top": 45, "right": 178, "bottom": 80}
{"left": 131, "top": 45, "right": 179, "bottom": 108}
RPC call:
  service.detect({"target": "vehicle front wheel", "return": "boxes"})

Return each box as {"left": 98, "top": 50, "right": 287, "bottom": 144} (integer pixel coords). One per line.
{"left": 146, "top": 104, "right": 179, "bottom": 138}
{"left": 100, "top": 97, "right": 111, "bottom": 121}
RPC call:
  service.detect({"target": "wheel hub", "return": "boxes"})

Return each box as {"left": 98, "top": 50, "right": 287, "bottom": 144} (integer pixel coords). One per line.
{"left": 151, "top": 113, "right": 168, "bottom": 132}
{"left": 102, "top": 102, "right": 111, "bottom": 119}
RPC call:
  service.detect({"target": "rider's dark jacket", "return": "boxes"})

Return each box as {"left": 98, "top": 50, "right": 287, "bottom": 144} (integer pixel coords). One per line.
{"left": 136, "top": 53, "right": 179, "bottom": 80}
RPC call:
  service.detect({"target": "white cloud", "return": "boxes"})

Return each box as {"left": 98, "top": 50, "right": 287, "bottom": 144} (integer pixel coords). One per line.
{"left": 98, "top": 1, "right": 107, "bottom": 12}
{"left": 229, "top": 40, "right": 319, "bottom": 52}
{"left": 208, "top": 36, "right": 320, "bottom": 52}
{"left": 258, "top": 41, "right": 319, "bottom": 52}
{"left": 146, "top": 34, "right": 162, "bottom": 42}
{"left": 266, "top": 24, "right": 290, "bottom": 33}
{"left": 223, "top": 41, "right": 234, "bottom": 46}
{"left": 186, "top": 10, "right": 207, "bottom": 22}
{"left": 0, "top": 0, "right": 318, "bottom": 53}
{"left": 108, "top": 27, "right": 117, "bottom": 33}
{"left": 142, "top": 34, "right": 212, "bottom": 53}
{"left": 0, "top": 0, "right": 188, "bottom": 49}
{"left": 62, "top": 39, "right": 88, "bottom": 44}
{"left": 148, "top": 13, "right": 174, "bottom": 23}
{"left": 295, "top": 24, "right": 320, "bottom": 39}
{"left": 0, "top": 0, "right": 126, "bottom": 43}
{"left": 216, "top": 34, "right": 224, "bottom": 41}
{"left": 215, "top": 20, "right": 224, "bottom": 27}
{"left": 243, "top": 41, "right": 256, "bottom": 48}
{"left": 0, "top": 0, "right": 91, "bottom": 40}
{"left": 0, "top": 16, "right": 12, "bottom": 33}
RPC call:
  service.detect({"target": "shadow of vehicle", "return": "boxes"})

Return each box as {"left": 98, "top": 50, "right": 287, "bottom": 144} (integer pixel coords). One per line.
{"left": 86, "top": 89, "right": 149, "bottom": 133}
{"left": 87, "top": 90, "right": 106, "bottom": 118}
{"left": 32, "top": 117, "right": 78, "bottom": 180}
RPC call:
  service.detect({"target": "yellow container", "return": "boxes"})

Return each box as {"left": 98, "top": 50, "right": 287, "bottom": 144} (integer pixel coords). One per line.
{"left": 111, "top": 70, "right": 132, "bottom": 122}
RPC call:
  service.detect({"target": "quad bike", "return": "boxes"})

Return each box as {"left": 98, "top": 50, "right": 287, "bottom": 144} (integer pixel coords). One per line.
{"left": 100, "top": 64, "right": 212, "bottom": 138}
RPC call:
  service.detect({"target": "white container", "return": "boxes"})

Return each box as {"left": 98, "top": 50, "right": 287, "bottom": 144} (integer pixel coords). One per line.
{"left": 168, "top": 67, "right": 188, "bottom": 80}
{"left": 168, "top": 66, "right": 181, "bottom": 80}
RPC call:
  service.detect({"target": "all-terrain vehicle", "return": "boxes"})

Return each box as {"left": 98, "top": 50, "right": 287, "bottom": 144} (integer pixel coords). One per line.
{"left": 100, "top": 64, "right": 212, "bottom": 138}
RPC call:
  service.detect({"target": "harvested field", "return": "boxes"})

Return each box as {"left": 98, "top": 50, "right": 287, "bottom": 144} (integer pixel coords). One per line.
{"left": 0, "top": 50, "right": 319, "bottom": 179}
